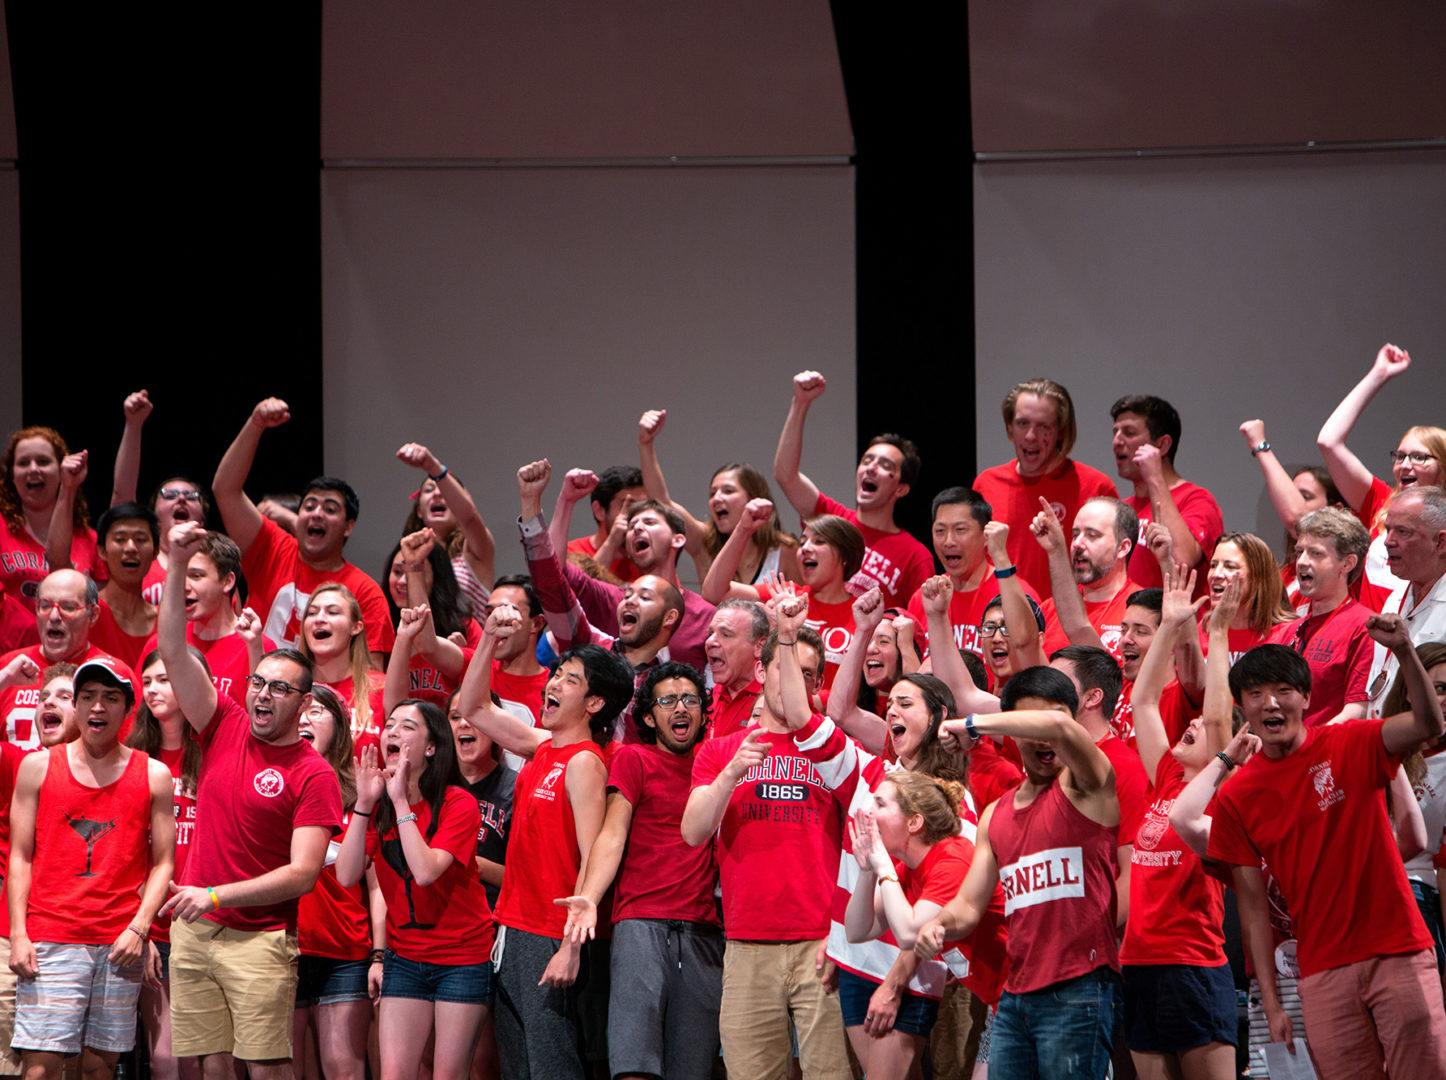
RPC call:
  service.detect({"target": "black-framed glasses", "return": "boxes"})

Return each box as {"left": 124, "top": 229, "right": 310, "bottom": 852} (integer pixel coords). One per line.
{"left": 1389, "top": 450, "right": 1435, "bottom": 467}
{"left": 159, "top": 487, "right": 203, "bottom": 502}
{"left": 979, "top": 621, "right": 1010, "bottom": 638}
{"left": 246, "top": 674, "right": 303, "bottom": 697}
{"left": 654, "top": 693, "right": 703, "bottom": 710}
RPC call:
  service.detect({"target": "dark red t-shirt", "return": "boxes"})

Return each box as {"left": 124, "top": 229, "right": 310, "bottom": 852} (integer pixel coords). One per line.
{"left": 1127, "top": 482, "right": 1223, "bottom": 597}
{"left": 709, "top": 680, "right": 761, "bottom": 741}
{"left": 813, "top": 493, "right": 933, "bottom": 610}
{"left": 0, "top": 519, "right": 101, "bottom": 611}
{"left": 1263, "top": 599, "right": 1374, "bottom": 727}
{"left": 141, "top": 624, "right": 275, "bottom": 708}
{"left": 151, "top": 743, "right": 197, "bottom": 944}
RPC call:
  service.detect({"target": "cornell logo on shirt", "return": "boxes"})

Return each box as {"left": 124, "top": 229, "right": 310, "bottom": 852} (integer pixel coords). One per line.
{"left": 1000, "top": 846, "right": 1085, "bottom": 915}
{"left": 534, "top": 764, "right": 565, "bottom": 803}
{"left": 1309, "top": 761, "right": 1344, "bottom": 810}
{"left": 253, "top": 768, "right": 285, "bottom": 798}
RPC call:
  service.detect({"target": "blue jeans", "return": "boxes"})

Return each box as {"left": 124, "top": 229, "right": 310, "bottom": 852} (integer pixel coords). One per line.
{"left": 1410, "top": 879, "right": 1446, "bottom": 975}
{"left": 989, "top": 967, "right": 1118, "bottom": 1079}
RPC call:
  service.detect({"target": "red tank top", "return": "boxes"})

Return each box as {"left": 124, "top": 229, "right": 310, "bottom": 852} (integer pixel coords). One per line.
{"left": 494, "top": 739, "right": 604, "bottom": 938}
{"left": 987, "top": 776, "right": 1119, "bottom": 994}
{"left": 28, "top": 746, "right": 153, "bottom": 944}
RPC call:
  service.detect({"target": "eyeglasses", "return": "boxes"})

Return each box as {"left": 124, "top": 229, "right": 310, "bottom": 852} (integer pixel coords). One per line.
{"left": 159, "top": 487, "right": 203, "bottom": 502}
{"left": 654, "top": 693, "right": 702, "bottom": 710}
{"left": 1389, "top": 450, "right": 1436, "bottom": 467}
{"left": 246, "top": 674, "right": 303, "bottom": 697}
{"left": 979, "top": 621, "right": 1009, "bottom": 638}
{"left": 37, "top": 598, "right": 89, "bottom": 615}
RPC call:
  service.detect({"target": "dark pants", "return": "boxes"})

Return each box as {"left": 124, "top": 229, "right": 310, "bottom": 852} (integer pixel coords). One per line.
{"left": 493, "top": 926, "right": 585, "bottom": 1080}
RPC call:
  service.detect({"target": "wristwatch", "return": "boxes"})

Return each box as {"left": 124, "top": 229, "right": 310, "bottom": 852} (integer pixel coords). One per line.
{"left": 1249, "top": 441, "right": 1272, "bottom": 457}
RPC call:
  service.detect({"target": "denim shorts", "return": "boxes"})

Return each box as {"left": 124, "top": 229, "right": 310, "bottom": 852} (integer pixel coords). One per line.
{"left": 296, "top": 955, "right": 371, "bottom": 1008}
{"left": 380, "top": 949, "right": 492, "bottom": 1005}
{"left": 836, "top": 967, "right": 941, "bottom": 1038}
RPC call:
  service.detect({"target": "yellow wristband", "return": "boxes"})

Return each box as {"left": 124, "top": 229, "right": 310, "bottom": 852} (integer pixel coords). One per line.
{"left": 208, "top": 886, "right": 221, "bottom": 910}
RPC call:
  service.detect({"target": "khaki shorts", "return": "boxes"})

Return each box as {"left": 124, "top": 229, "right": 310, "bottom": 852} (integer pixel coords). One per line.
{"left": 169, "top": 918, "right": 299, "bottom": 1061}
{"left": 0, "top": 937, "right": 19, "bottom": 1075}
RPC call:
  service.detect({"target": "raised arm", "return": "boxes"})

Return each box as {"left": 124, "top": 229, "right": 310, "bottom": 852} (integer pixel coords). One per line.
{"left": 1028, "top": 499, "right": 1101, "bottom": 650}
{"left": 519, "top": 467, "right": 603, "bottom": 653}
{"left": 44, "top": 450, "right": 87, "bottom": 571}
{"left": 823, "top": 587, "right": 889, "bottom": 755}
{"left": 213, "top": 398, "right": 291, "bottom": 554}
{"left": 111, "top": 390, "right": 152, "bottom": 506}
{"left": 454, "top": 604, "right": 549, "bottom": 759}
{"left": 917, "top": 575, "right": 999, "bottom": 715}
{"left": 546, "top": 464, "right": 590, "bottom": 559}
{"left": 386, "top": 749, "right": 460, "bottom": 887}
{"left": 398, "top": 531, "right": 464, "bottom": 677}
{"left": 1168, "top": 727, "right": 1261, "bottom": 857}
{"left": 985, "top": 522, "right": 1045, "bottom": 668}
{"left": 947, "top": 708, "right": 1115, "bottom": 796}
{"left": 700, "top": 499, "right": 770, "bottom": 604}
{"left": 1317, "top": 343, "right": 1410, "bottom": 511}
{"left": 1375, "top": 616, "right": 1446, "bottom": 756}
{"left": 396, "top": 442, "right": 497, "bottom": 589}
{"left": 637, "top": 410, "right": 709, "bottom": 557}
{"left": 1200, "top": 577, "right": 1240, "bottom": 758}
{"left": 772, "top": 371, "right": 825, "bottom": 519}
{"left": 1239, "top": 419, "right": 1313, "bottom": 532}
{"left": 1134, "top": 568, "right": 1203, "bottom": 778}
{"left": 383, "top": 605, "right": 428, "bottom": 718}
{"left": 335, "top": 745, "right": 385, "bottom": 888}
{"left": 158, "top": 523, "right": 220, "bottom": 730}
{"left": 1135, "top": 444, "right": 1202, "bottom": 570}
{"left": 772, "top": 591, "right": 814, "bottom": 730}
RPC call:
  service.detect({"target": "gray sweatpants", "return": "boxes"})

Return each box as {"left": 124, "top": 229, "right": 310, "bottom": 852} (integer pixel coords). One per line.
{"left": 608, "top": 919, "right": 724, "bottom": 1080}
{"left": 493, "top": 926, "right": 585, "bottom": 1080}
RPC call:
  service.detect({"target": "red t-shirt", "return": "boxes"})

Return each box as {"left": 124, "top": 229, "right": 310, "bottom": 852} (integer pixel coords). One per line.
{"left": 691, "top": 722, "right": 843, "bottom": 940}
{"left": 1113, "top": 679, "right": 1193, "bottom": 746}
{"left": 1353, "top": 476, "right": 1400, "bottom": 613}
{"left": 0, "top": 742, "right": 29, "bottom": 937}
{"left": 0, "top": 519, "right": 101, "bottom": 611}
{"left": 494, "top": 739, "right": 606, "bottom": 939}
{"left": 756, "top": 581, "right": 854, "bottom": 690}
{"left": 368, "top": 788, "right": 495, "bottom": 964}
{"left": 1206, "top": 720, "right": 1432, "bottom": 977}
{"left": 566, "top": 534, "right": 642, "bottom": 583}
{"left": 28, "top": 747, "right": 153, "bottom": 944}
{"left": 90, "top": 599, "right": 154, "bottom": 674}
{"left": 152, "top": 744, "right": 197, "bottom": 943}
{"left": 907, "top": 574, "right": 1040, "bottom": 663}
{"left": 181, "top": 695, "right": 342, "bottom": 932}
{"left": 0, "top": 643, "right": 135, "bottom": 748}
{"left": 1127, "top": 482, "right": 1224, "bottom": 596}
{"left": 1098, "top": 734, "right": 1149, "bottom": 846}
{"left": 1264, "top": 599, "right": 1374, "bottom": 727}
{"left": 241, "top": 518, "right": 396, "bottom": 657}
{"left": 140, "top": 560, "right": 167, "bottom": 606}
{"left": 709, "top": 680, "right": 762, "bottom": 741}
{"left": 299, "top": 858, "right": 371, "bottom": 962}
{"left": 972, "top": 460, "right": 1120, "bottom": 596}
{"left": 814, "top": 493, "right": 933, "bottom": 610}
{"left": 901, "top": 836, "right": 1009, "bottom": 1006}
{"left": 493, "top": 662, "right": 548, "bottom": 727}
{"left": 323, "top": 670, "right": 387, "bottom": 746}
{"left": 1120, "top": 755, "right": 1225, "bottom": 967}
{"left": 0, "top": 592, "right": 37, "bottom": 653}
{"left": 1040, "top": 581, "right": 1132, "bottom": 660}
{"left": 141, "top": 625, "right": 275, "bottom": 708}
{"left": 608, "top": 743, "right": 719, "bottom": 925}
{"left": 968, "top": 737, "right": 1023, "bottom": 815}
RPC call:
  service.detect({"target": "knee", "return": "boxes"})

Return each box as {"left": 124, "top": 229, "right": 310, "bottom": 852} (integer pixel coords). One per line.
{"left": 78, "top": 1054, "right": 116, "bottom": 1080}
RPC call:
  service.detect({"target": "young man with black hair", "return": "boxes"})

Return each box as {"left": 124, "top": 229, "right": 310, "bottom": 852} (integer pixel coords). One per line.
{"left": 546, "top": 467, "right": 716, "bottom": 673}
{"left": 565, "top": 464, "right": 647, "bottom": 583}
{"left": 456, "top": 606, "right": 633, "bottom": 1080}
{"left": 1110, "top": 395, "right": 1223, "bottom": 595}
{"left": 486, "top": 574, "right": 550, "bottom": 729}
{"left": 157, "top": 522, "right": 343, "bottom": 1076}
{"left": 556, "top": 661, "right": 723, "bottom": 1080}
{"left": 773, "top": 370, "right": 933, "bottom": 607}
{"left": 918, "top": 665, "right": 1122, "bottom": 1078}
{"left": 906, "top": 487, "right": 1039, "bottom": 664}
{"left": 212, "top": 397, "right": 394, "bottom": 663}
{"left": 7, "top": 659, "right": 174, "bottom": 1080}
{"left": 1208, "top": 622, "right": 1446, "bottom": 1079}
{"left": 683, "top": 597, "right": 852, "bottom": 1079}
{"left": 973, "top": 379, "right": 1118, "bottom": 595}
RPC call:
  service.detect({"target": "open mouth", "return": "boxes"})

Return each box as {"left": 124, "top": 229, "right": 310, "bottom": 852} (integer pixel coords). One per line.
{"left": 39, "top": 709, "right": 62, "bottom": 734}
{"left": 44, "top": 627, "right": 67, "bottom": 645}
{"left": 801, "top": 557, "right": 819, "bottom": 574}
{"left": 298, "top": 729, "right": 315, "bottom": 743}
{"left": 457, "top": 733, "right": 477, "bottom": 748}
{"left": 889, "top": 722, "right": 907, "bottom": 742}
{"left": 311, "top": 626, "right": 333, "bottom": 642}
{"left": 171, "top": 503, "right": 192, "bottom": 521}
{"left": 1296, "top": 570, "right": 1314, "bottom": 590}
{"left": 253, "top": 702, "right": 274, "bottom": 721}
{"left": 385, "top": 741, "right": 401, "bottom": 758}
{"left": 426, "top": 498, "right": 449, "bottom": 517}
{"left": 669, "top": 716, "right": 692, "bottom": 739}
{"left": 859, "top": 479, "right": 879, "bottom": 497}
{"left": 941, "top": 553, "right": 962, "bottom": 568}
{"left": 1120, "top": 646, "right": 1139, "bottom": 665}
{"left": 619, "top": 609, "right": 640, "bottom": 632}
{"left": 1180, "top": 728, "right": 1197, "bottom": 746}
{"left": 1261, "top": 715, "right": 1284, "bottom": 733}
{"left": 24, "top": 477, "right": 46, "bottom": 493}
{"left": 1399, "top": 475, "right": 1417, "bottom": 486}
{"left": 543, "top": 693, "right": 562, "bottom": 714}
{"left": 306, "top": 523, "right": 327, "bottom": 540}
{"left": 183, "top": 595, "right": 199, "bottom": 614}
{"left": 1035, "top": 749, "right": 1056, "bottom": 766}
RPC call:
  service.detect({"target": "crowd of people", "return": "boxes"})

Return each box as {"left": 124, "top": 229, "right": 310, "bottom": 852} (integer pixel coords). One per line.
{"left": 0, "top": 343, "right": 1441, "bottom": 1080}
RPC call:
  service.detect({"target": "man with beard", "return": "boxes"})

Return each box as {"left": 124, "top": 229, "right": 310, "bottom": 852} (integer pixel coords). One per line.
{"left": 556, "top": 662, "right": 724, "bottom": 1080}
{"left": 212, "top": 397, "right": 394, "bottom": 663}
{"left": 773, "top": 370, "right": 932, "bottom": 608}
{"left": 917, "top": 666, "right": 1122, "bottom": 1077}
{"left": 1033, "top": 496, "right": 1139, "bottom": 661}
{"left": 1263, "top": 507, "right": 1374, "bottom": 726}
{"left": 0, "top": 571, "right": 136, "bottom": 748}
{"left": 546, "top": 468, "right": 714, "bottom": 672}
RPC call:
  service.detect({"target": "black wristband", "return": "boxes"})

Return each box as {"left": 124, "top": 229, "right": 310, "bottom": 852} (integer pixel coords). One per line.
{"left": 369, "top": 949, "right": 385, "bottom": 964}
{"left": 1216, "top": 751, "right": 1237, "bottom": 772}
{"left": 429, "top": 464, "right": 450, "bottom": 483}
{"left": 993, "top": 566, "right": 1017, "bottom": 579}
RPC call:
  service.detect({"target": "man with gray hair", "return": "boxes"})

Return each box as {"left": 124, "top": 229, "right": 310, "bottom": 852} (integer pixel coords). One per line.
{"left": 1368, "top": 486, "right": 1446, "bottom": 713}
{"left": 0, "top": 570, "right": 135, "bottom": 748}
{"left": 1264, "top": 507, "right": 1375, "bottom": 726}
{"left": 704, "top": 598, "right": 769, "bottom": 739}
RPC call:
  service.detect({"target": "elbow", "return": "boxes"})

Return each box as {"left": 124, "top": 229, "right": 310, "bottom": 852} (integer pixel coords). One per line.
{"left": 680, "top": 814, "right": 709, "bottom": 849}
{"left": 412, "top": 867, "right": 443, "bottom": 889}
{"left": 894, "top": 926, "right": 918, "bottom": 951}
{"left": 845, "top": 924, "right": 872, "bottom": 945}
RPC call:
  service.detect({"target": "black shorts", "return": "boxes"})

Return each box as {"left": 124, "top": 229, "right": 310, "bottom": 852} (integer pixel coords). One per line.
{"left": 1122, "top": 962, "right": 1237, "bottom": 1054}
